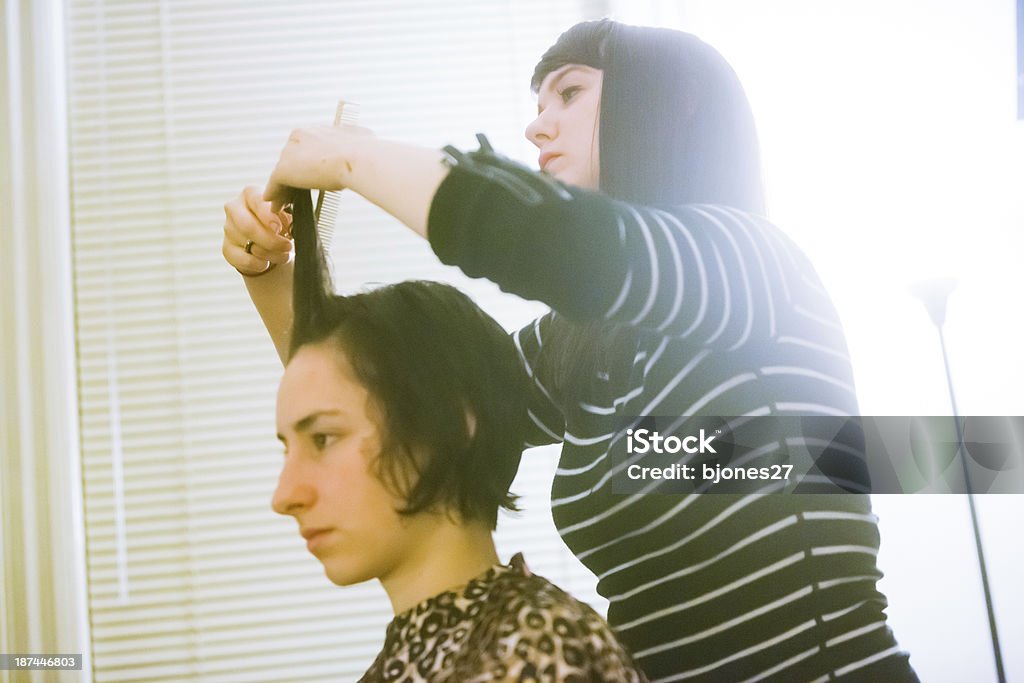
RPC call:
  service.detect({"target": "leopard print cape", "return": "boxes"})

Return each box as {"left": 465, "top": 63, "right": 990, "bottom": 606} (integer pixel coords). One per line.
{"left": 359, "top": 553, "right": 647, "bottom": 682}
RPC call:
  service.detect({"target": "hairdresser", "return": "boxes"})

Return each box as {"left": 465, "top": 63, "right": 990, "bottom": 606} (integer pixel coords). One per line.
{"left": 224, "top": 19, "right": 918, "bottom": 682}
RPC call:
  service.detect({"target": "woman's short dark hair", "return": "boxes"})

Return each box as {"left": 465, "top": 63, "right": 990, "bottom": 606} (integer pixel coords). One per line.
{"left": 532, "top": 19, "right": 765, "bottom": 214}
{"left": 287, "top": 191, "right": 528, "bottom": 529}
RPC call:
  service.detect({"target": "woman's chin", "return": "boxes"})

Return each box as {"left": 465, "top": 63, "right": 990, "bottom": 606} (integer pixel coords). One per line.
{"left": 322, "top": 560, "right": 374, "bottom": 587}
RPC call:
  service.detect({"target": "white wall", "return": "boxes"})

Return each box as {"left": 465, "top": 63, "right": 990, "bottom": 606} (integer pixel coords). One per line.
{"left": 611, "top": 2, "right": 1024, "bottom": 681}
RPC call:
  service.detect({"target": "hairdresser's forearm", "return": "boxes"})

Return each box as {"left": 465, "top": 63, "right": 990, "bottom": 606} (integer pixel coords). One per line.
{"left": 243, "top": 260, "right": 293, "bottom": 364}
{"left": 343, "top": 138, "right": 449, "bottom": 239}
{"left": 266, "top": 130, "right": 449, "bottom": 239}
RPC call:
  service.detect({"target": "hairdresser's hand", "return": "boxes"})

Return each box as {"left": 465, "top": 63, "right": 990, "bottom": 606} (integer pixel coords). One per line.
{"left": 222, "top": 185, "right": 294, "bottom": 276}
{"left": 264, "top": 125, "right": 373, "bottom": 212}
{"left": 265, "top": 125, "right": 446, "bottom": 239}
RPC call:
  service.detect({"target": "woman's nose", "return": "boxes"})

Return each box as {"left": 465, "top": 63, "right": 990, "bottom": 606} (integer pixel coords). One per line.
{"left": 525, "top": 110, "right": 555, "bottom": 148}
{"left": 271, "top": 457, "right": 315, "bottom": 516}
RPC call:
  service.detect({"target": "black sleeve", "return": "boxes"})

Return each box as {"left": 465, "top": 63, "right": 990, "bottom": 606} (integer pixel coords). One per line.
{"left": 428, "top": 141, "right": 831, "bottom": 351}
{"left": 428, "top": 143, "right": 627, "bottom": 321}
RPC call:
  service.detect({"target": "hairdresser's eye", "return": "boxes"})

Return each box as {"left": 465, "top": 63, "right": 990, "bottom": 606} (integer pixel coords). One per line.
{"left": 559, "top": 85, "right": 581, "bottom": 104}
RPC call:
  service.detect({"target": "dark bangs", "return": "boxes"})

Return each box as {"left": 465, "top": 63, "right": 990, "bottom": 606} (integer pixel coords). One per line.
{"left": 531, "top": 19, "right": 613, "bottom": 92}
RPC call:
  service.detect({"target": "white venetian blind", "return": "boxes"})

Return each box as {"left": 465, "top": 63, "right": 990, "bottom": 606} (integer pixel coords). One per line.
{"left": 66, "top": 1, "right": 609, "bottom": 680}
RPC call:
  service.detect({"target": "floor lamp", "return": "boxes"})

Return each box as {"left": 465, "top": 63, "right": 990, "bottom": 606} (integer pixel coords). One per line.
{"left": 911, "top": 278, "right": 1006, "bottom": 683}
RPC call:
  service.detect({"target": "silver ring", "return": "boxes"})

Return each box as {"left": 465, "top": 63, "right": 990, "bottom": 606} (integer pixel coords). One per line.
{"left": 244, "top": 240, "right": 255, "bottom": 254}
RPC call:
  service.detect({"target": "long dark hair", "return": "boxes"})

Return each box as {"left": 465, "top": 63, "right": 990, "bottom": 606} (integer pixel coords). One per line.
{"left": 531, "top": 20, "right": 766, "bottom": 400}
{"left": 287, "top": 189, "right": 528, "bottom": 528}
{"left": 532, "top": 19, "right": 765, "bottom": 211}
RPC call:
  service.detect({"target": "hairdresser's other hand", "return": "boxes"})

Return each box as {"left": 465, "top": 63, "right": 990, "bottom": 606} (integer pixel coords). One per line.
{"left": 264, "top": 125, "right": 373, "bottom": 212}
{"left": 222, "top": 185, "right": 294, "bottom": 276}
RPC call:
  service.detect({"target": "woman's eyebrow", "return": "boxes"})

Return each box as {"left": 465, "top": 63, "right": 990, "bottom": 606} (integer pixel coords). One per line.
{"left": 545, "top": 65, "right": 586, "bottom": 92}
{"left": 277, "top": 409, "right": 345, "bottom": 441}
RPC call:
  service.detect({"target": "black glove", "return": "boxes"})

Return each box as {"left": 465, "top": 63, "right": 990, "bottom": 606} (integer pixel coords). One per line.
{"left": 441, "top": 134, "right": 574, "bottom": 206}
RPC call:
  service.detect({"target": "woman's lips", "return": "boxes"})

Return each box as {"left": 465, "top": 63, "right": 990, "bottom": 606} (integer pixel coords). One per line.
{"left": 539, "top": 153, "right": 561, "bottom": 171}
{"left": 301, "top": 528, "right": 332, "bottom": 553}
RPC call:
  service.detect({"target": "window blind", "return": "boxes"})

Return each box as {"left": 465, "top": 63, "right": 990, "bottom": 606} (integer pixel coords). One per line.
{"left": 66, "top": 1, "right": 608, "bottom": 680}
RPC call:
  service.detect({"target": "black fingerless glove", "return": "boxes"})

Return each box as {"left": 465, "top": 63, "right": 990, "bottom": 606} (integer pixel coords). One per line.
{"left": 440, "top": 134, "right": 574, "bottom": 206}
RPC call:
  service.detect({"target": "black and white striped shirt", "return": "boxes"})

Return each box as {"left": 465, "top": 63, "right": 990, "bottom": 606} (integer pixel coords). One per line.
{"left": 429, "top": 151, "right": 917, "bottom": 682}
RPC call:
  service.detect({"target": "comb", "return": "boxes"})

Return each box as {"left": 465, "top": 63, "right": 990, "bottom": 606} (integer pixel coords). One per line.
{"left": 314, "top": 100, "right": 360, "bottom": 247}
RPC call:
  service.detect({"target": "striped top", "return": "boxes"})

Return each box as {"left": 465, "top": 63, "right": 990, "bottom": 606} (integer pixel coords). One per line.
{"left": 428, "top": 148, "right": 917, "bottom": 682}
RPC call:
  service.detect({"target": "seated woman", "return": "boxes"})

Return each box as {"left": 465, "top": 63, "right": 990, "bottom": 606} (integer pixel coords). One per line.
{"left": 270, "top": 190, "right": 646, "bottom": 682}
